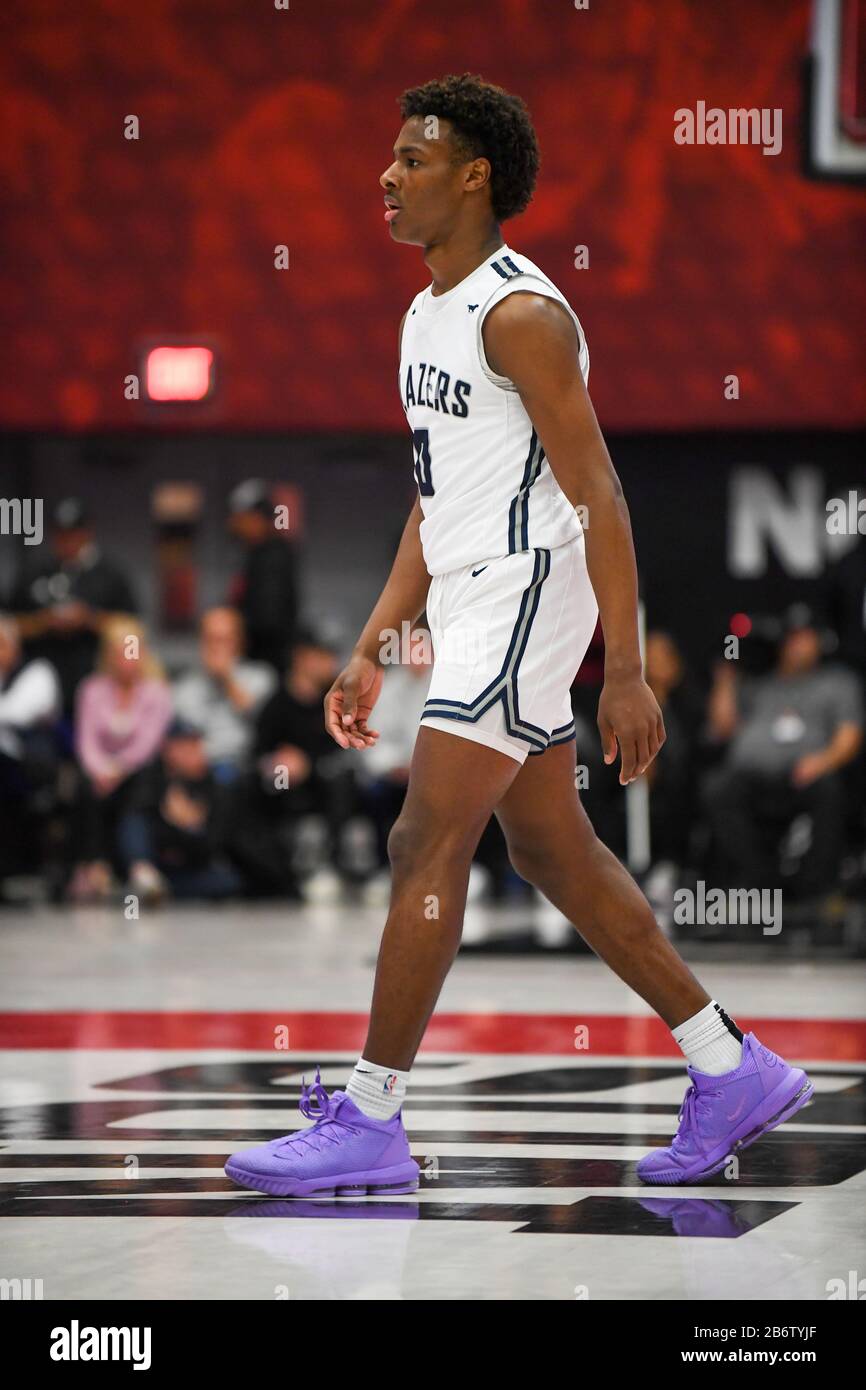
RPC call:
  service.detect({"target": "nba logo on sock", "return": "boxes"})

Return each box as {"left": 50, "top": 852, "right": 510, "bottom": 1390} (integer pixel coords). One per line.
{"left": 383, "top": 1073, "right": 398, "bottom": 1093}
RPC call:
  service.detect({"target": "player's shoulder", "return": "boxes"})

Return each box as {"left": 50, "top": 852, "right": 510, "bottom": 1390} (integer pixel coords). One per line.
{"left": 482, "top": 281, "right": 576, "bottom": 339}
{"left": 485, "top": 245, "right": 554, "bottom": 285}
{"left": 479, "top": 247, "right": 569, "bottom": 313}
{"left": 478, "top": 247, "right": 589, "bottom": 382}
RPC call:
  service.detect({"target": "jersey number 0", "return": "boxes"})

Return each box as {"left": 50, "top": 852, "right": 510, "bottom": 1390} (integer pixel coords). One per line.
{"left": 412, "top": 428, "right": 435, "bottom": 496}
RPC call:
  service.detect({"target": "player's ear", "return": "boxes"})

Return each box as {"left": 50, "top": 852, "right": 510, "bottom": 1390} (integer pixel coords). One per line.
{"left": 464, "top": 157, "right": 491, "bottom": 196}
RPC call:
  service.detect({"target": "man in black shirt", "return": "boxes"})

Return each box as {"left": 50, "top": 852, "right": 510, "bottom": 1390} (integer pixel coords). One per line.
{"left": 233, "top": 632, "right": 353, "bottom": 895}
{"left": 227, "top": 479, "right": 299, "bottom": 673}
{"left": 120, "top": 718, "right": 242, "bottom": 901}
{"left": 10, "top": 498, "right": 137, "bottom": 716}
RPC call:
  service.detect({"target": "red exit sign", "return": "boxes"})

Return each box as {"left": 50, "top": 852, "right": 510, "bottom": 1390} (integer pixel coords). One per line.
{"left": 145, "top": 346, "right": 215, "bottom": 401}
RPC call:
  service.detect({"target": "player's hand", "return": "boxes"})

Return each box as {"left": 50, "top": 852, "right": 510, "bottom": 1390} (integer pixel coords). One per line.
{"left": 324, "top": 653, "right": 383, "bottom": 750}
{"left": 597, "top": 672, "right": 665, "bottom": 786}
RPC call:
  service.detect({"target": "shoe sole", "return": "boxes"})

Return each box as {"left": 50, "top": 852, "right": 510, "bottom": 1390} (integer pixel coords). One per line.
{"left": 637, "top": 1068, "right": 814, "bottom": 1186}
{"left": 224, "top": 1159, "right": 420, "bottom": 1198}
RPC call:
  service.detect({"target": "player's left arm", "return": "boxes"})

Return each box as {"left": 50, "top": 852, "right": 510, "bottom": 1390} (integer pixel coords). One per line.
{"left": 483, "top": 292, "right": 665, "bottom": 784}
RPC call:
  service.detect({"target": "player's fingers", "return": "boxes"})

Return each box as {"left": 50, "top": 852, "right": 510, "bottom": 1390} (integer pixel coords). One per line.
{"left": 341, "top": 674, "right": 360, "bottom": 725}
{"left": 324, "top": 689, "right": 350, "bottom": 748}
{"left": 598, "top": 717, "right": 618, "bottom": 765}
{"left": 339, "top": 713, "right": 379, "bottom": 750}
{"left": 645, "top": 723, "right": 661, "bottom": 766}
{"left": 634, "top": 729, "right": 652, "bottom": 779}
{"left": 619, "top": 737, "right": 639, "bottom": 785}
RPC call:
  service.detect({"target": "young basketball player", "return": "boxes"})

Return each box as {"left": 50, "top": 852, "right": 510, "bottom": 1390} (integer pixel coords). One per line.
{"left": 226, "top": 74, "right": 813, "bottom": 1197}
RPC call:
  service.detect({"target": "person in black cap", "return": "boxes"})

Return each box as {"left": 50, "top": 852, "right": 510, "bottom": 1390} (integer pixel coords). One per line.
{"left": 9, "top": 498, "right": 138, "bottom": 716}
{"left": 226, "top": 478, "right": 299, "bottom": 673}
{"left": 229, "top": 629, "right": 348, "bottom": 897}
{"left": 116, "top": 715, "right": 243, "bottom": 902}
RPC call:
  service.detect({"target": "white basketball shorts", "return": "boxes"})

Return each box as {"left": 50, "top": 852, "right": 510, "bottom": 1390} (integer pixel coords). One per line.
{"left": 421, "top": 534, "right": 598, "bottom": 765}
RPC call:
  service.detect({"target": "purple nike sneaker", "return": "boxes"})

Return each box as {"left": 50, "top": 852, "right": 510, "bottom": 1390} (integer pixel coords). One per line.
{"left": 224, "top": 1067, "right": 420, "bottom": 1198}
{"left": 637, "top": 1032, "right": 813, "bottom": 1185}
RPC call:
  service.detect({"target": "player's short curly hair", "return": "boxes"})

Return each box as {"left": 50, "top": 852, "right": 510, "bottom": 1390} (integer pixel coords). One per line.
{"left": 399, "top": 73, "right": 540, "bottom": 223}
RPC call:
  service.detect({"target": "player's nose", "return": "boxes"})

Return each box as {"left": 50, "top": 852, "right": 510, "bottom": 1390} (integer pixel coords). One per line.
{"left": 380, "top": 164, "right": 399, "bottom": 192}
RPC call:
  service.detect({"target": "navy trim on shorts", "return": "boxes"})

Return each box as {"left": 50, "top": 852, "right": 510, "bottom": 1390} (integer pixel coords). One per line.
{"left": 421, "top": 547, "right": 557, "bottom": 752}
{"left": 527, "top": 721, "right": 576, "bottom": 756}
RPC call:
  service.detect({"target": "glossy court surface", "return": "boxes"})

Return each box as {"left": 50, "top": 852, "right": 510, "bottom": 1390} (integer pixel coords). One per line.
{"left": 1, "top": 903, "right": 864, "bottom": 1300}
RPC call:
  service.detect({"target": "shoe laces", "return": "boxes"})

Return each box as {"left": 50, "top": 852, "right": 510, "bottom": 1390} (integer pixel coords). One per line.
{"left": 672, "top": 1083, "right": 720, "bottom": 1148}
{"left": 274, "top": 1066, "right": 360, "bottom": 1156}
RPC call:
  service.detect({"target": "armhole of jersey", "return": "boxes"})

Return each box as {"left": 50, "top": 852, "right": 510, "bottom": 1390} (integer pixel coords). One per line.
{"left": 476, "top": 276, "right": 588, "bottom": 390}
{"left": 398, "top": 296, "right": 418, "bottom": 358}
{"left": 398, "top": 298, "right": 418, "bottom": 398}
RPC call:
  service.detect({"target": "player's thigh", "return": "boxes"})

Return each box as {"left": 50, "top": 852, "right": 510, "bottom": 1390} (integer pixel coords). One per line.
{"left": 494, "top": 740, "right": 596, "bottom": 871}
{"left": 389, "top": 724, "right": 523, "bottom": 860}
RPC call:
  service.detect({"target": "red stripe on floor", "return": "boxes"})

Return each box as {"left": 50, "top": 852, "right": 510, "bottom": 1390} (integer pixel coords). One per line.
{"left": 0, "top": 1012, "right": 864, "bottom": 1058}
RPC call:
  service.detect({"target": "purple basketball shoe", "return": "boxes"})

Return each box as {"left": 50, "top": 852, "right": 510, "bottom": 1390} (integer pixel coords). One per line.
{"left": 637, "top": 1032, "right": 813, "bottom": 1185}
{"left": 224, "top": 1067, "right": 420, "bottom": 1198}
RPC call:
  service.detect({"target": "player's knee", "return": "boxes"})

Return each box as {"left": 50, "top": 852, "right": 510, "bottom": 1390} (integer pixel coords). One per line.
{"left": 386, "top": 816, "right": 414, "bottom": 873}
{"left": 508, "top": 832, "right": 595, "bottom": 891}
{"left": 507, "top": 840, "right": 552, "bottom": 889}
{"left": 387, "top": 812, "right": 475, "bottom": 876}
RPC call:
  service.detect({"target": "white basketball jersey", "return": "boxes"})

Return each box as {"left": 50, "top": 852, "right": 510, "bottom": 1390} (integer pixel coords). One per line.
{"left": 399, "top": 244, "right": 589, "bottom": 577}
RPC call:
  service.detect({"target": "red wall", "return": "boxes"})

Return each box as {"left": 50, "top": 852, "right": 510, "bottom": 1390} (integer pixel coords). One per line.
{"left": 1, "top": 0, "right": 864, "bottom": 432}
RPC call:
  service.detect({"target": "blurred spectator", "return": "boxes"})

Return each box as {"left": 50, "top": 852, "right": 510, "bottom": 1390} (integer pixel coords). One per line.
{"left": 116, "top": 719, "right": 243, "bottom": 902}
{"left": 10, "top": 497, "right": 137, "bottom": 716}
{"left": 643, "top": 630, "right": 703, "bottom": 866}
{"left": 232, "top": 631, "right": 349, "bottom": 897}
{"left": 357, "top": 638, "right": 431, "bottom": 869}
{"left": 227, "top": 478, "right": 299, "bottom": 672}
{"left": 704, "top": 607, "right": 863, "bottom": 897}
{"left": 69, "top": 617, "right": 172, "bottom": 901}
{"left": 172, "top": 607, "right": 276, "bottom": 779}
{"left": 0, "top": 614, "right": 60, "bottom": 750}
{"left": 822, "top": 534, "right": 866, "bottom": 676}
{"left": 0, "top": 615, "right": 61, "bottom": 893}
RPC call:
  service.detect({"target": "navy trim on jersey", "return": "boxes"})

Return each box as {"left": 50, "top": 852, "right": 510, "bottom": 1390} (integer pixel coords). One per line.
{"left": 421, "top": 548, "right": 555, "bottom": 751}
{"left": 491, "top": 254, "right": 522, "bottom": 281}
{"left": 507, "top": 429, "right": 545, "bottom": 553}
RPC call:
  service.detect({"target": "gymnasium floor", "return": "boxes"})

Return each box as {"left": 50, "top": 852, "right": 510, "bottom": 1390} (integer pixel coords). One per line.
{"left": 1, "top": 902, "right": 864, "bottom": 1301}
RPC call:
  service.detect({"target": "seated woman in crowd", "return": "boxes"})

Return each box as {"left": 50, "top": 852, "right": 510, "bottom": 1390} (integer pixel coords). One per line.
{"left": 69, "top": 617, "right": 172, "bottom": 901}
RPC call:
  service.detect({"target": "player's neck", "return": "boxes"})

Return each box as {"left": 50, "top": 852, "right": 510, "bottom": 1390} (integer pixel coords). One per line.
{"left": 424, "top": 226, "right": 504, "bottom": 297}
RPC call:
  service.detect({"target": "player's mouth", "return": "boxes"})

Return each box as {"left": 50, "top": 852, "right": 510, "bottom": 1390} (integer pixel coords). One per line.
{"left": 384, "top": 196, "right": 402, "bottom": 223}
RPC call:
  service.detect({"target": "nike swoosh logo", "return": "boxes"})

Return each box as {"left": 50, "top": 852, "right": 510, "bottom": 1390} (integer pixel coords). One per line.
{"left": 725, "top": 1095, "right": 749, "bottom": 1124}
{"left": 471, "top": 565, "right": 488, "bottom": 577}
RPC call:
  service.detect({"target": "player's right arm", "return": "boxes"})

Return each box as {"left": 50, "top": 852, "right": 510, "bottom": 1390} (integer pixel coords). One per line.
{"left": 324, "top": 311, "right": 432, "bottom": 751}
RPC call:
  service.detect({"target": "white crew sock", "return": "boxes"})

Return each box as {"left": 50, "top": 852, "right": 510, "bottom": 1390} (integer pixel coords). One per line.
{"left": 346, "top": 1056, "right": 411, "bottom": 1120}
{"left": 672, "top": 1000, "right": 744, "bottom": 1076}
